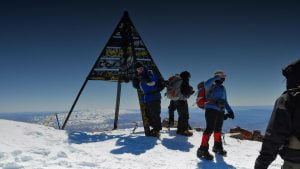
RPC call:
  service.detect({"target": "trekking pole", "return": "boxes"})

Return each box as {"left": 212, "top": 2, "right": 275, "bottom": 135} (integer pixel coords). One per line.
{"left": 222, "top": 132, "right": 226, "bottom": 145}
{"left": 132, "top": 121, "right": 138, "bottom": 134}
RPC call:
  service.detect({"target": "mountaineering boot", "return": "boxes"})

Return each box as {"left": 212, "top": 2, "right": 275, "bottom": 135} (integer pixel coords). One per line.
{"left": 212, "top": 142, "right": 227, "bottom": 156}
{"left": 168, "top": 118, "right": 174, "bottom": 128}
{"left": 197, "top": 146, "right": 214, "bottom": 160}
{"left": 177, "top": 129, "right": 193, "bottom": 136}
{"left": 188, "top": 124, "right": 192, "bottom": 130}
{"left": 148, "top": 129, "right": 160, "bottom": 137}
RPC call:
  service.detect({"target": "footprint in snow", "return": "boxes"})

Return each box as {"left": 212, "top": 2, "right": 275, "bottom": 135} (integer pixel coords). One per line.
{"left": 2, "top": 162, "right": 24, "bottom": 169}
{"left": 20, "top": 155, "right": 33, "bottom": 162}
{"left": 25, "top": 131, "right": 43, "bottom": 137}
{"left": 56, "top": 151, "right": 68, "bottom": 158}
{"left": 78, "top": 162, "right": 97, "bottom": 167}
{"left": 0, "top": 152, "right": 5, "bottom": 159}
{"left": 11, "top": 150, "right": 22, "bottom": 156}
{"left": 31, "top": 148, "right": 51, "bottom": 156}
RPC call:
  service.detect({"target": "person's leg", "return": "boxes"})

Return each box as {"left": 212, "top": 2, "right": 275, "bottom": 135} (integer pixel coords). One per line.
{"left": 213, "top": 111, "right": 226, "bottom": 155}
{"left": 200, "top": 108, "right": 217, "bottom": 148}
{"left": 282, "top": 161, "right": 300, "bottom": 169}
{"left": 197, "top": 109, "right": 217, "bottom": 160}
{"left": 176, "top": 100, "right": 192, "bottom": 136}
{"left": 147, "top": 99, "right": 162, "bottom": 132}
{"left": 168, "top": 100, "right": 176, "bottom": 127}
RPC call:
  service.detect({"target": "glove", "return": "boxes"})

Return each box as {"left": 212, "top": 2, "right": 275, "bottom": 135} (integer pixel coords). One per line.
{"left": 225, "top": 111, "right": 234, "bottom": 120}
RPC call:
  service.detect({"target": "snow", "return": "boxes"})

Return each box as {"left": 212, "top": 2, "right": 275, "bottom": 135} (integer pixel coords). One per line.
{"left": 0, "top": 119, "right": 283, "bottom": 169}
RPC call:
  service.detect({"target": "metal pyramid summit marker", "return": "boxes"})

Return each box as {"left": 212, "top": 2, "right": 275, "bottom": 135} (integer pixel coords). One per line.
{"left": 62, "top": 11, "right": 163, "bottom": 136}
{"left": 88, "top": 11, "right": 162, "bottom": 81}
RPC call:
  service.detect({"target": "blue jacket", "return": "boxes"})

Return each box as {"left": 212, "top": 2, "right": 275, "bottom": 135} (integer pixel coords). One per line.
{"left": 133, "top": 69, "right": 163, "bottom": 103}
{"left": 204, "top": 76, "right": 233, "bottom": 112}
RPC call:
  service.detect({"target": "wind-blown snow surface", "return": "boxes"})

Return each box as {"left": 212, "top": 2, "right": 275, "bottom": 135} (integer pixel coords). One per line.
{"left": 0, "top": 119, "right": 283, "bottom": 169}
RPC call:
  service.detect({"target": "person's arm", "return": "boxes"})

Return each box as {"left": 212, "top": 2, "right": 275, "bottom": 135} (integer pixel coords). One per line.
{"left": 224, "top": 89, "right": 233, "bottom": 113}
{"left": 205, "top": 76, "right": 219, "bottom": 90}
{"left": 255, "top": 96, "right": 293, "bottom": 169}
{"left": 144, "top": 76, "right": 165, "bottom": 95}
{"left": 132, "top": 76, "right": 140, "bottom": 90}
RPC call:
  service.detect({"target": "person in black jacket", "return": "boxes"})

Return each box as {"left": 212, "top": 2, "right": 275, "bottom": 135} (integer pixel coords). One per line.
{"left": 255, "top": 59, "right": 300, "bottom": 169}
{"left": 173, "top": 71, "right": 195, "bottom": 136}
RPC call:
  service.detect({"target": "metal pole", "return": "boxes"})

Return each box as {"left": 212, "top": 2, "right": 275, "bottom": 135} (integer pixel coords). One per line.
{"left": 55, "top": 113, "right": 61, "bottom": 129}
{"left": 113, "top": 80, "right": 122, "bottom": 129}
{"left": 61, "top": 78, "right": 89, "bottom": 129}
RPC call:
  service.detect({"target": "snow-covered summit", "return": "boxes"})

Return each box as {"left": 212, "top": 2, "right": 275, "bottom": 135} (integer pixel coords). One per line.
{"left": 0, "top": 119, "right": 282, "bottom": 169}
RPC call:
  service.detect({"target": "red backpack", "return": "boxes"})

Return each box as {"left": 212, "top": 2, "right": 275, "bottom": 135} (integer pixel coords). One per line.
{"left": 196, "top": 81, "right": 206, "bottom": 109}
{"left": 196, "top": 81, "right": 216, "bottom": 109}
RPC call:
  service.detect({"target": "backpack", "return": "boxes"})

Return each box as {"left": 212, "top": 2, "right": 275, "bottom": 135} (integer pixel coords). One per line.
{"left": 286, "top": 87, "right": 300, "bottom": 142}
{"left": 196, "top": 81, "right": 206, "bottom": 109}
{"left": 166, "top": 75, "right": 183, "bottom": 100}
{"left": 196, "top": 81, "right": 216, "bottom": 109}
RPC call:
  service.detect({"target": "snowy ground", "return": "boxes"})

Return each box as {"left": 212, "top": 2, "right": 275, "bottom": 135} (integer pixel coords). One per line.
{"left": 0, "top": 119, "right": 283, "bottom": 169}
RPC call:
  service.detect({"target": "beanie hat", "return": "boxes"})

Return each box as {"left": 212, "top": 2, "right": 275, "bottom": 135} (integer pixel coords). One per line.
{"left": 282, "top": 59, "right": 300, "bottom": 89}
{"left": 180, "top": 71, "right": 191, "bottom": 79}
{"left": 282, "top": 59, "right": 300, "bottom": 78}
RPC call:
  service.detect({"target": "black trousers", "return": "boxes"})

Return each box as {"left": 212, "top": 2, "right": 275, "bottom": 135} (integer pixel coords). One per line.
{"left": 145, "top": 99, "right": 162, "bottom": 131}
{"left": 174, "top": 100, "right": 190, "bottom": 132}
{"left": 204, "top": 108, "right": 224, "bottom": 134}
{"left": 168, "top": 100, "right": 176, "bottom": 121}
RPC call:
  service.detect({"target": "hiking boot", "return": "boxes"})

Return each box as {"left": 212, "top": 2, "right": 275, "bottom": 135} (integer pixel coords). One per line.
{"left": 177, "top": 129, "right": 193, "bottom": 136}
{"left": 148, "top": 129, "right": 160, "bottom": 137}
{"left": 168, "top": 119, "right": 174, "bottom": 128}
{"left": 213, "top": 142, "right": 227, "bottom": 156}
{"left": 197, "top": 147, "right": 214, "bottom": 160}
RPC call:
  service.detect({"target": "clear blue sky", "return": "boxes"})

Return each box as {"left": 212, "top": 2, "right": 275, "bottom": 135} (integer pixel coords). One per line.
{"left": 0, "top": 1, "right": 299, "bottom": 112}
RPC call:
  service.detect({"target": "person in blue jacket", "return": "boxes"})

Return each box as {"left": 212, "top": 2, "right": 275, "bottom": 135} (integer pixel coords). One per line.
{"left": 197, "top": 70, "right": 235, "bottom": 160}
{"left": 132, "top": 62, "right": 164, "bottom": 137}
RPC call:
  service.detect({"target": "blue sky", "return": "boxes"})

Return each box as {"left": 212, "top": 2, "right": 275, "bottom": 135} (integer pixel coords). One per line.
{"left": 0, "top": 1, "right": 299, "bottom": 112}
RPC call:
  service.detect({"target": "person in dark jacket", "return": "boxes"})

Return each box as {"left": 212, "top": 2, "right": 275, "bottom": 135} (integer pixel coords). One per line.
{"left": 255, "top": 59, "right": 300, "bottom": 169}
{"left": 132, "top": 62, "right": 164, "bottom": 137}
{"left": 170, "top": 71, "right": 195, "bottom": 136}
{"left": 197, "top": 70, "right": 234, "bottom": 160}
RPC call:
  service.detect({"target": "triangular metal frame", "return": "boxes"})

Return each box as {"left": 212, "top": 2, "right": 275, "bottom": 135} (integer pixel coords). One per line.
{"left": 61, "top": 11, "right": 163, "bottom": 136}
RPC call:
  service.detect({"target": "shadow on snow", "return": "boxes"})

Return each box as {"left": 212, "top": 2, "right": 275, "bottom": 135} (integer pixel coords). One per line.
{"left": 198, "top": 154, "right": 236, "bottom": 169}
{"left": 67, "top": 131, "right": 158, "bottom": 155}
{"left": 161, "top": 130, "right": 194, "bottom": 152}
{"left": 110, "top": 135, "right": 158, "bottom": 155}
{"left": 68, "top": 131, "right": 122, "bottom": 144}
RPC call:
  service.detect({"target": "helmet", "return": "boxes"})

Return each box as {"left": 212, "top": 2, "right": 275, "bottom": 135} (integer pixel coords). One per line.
{"left": 214, "top": 70, "right": 226, "bottom": 78}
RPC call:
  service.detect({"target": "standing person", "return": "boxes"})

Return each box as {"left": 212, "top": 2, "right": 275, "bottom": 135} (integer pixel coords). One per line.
{"left": 255, "top": 60, "right": 300, "bottom": 169}
{"left": 167, "top": 71, "right": 194, "bottom": 136}
{"left": 132, "top": 62, "right": 164, "bottom": 137}
{"left": 197, "top": 70, "right": 234, "bottom": 160}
